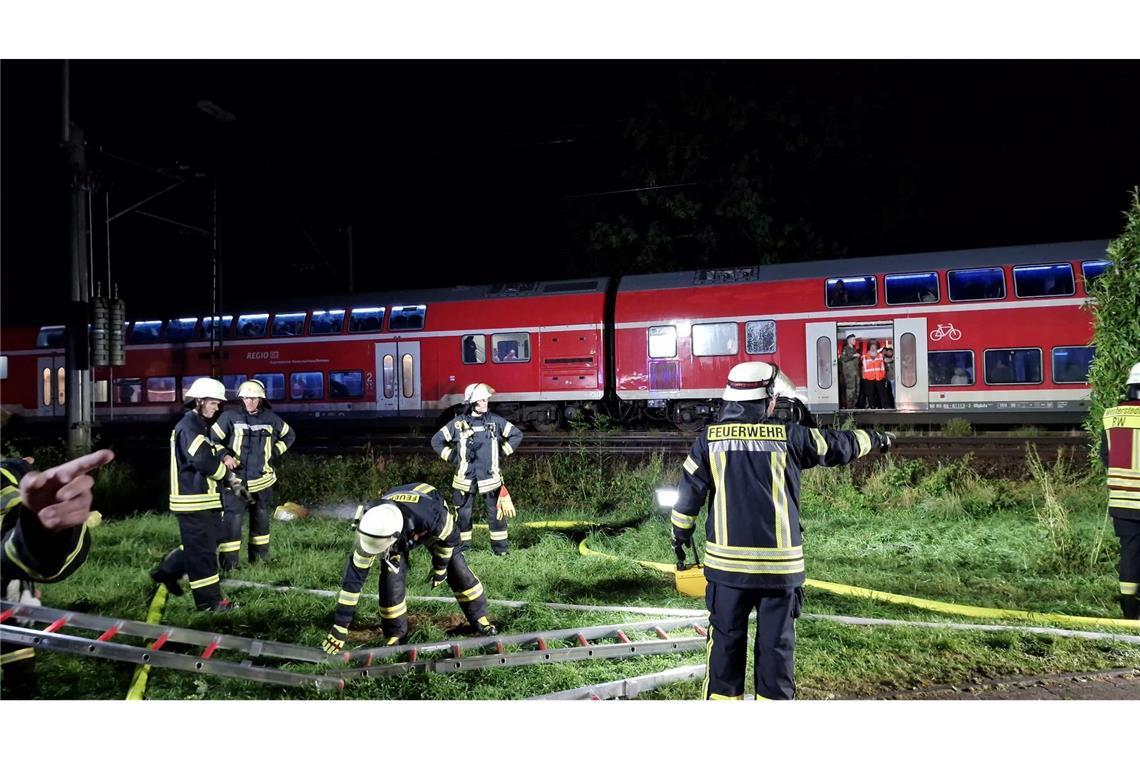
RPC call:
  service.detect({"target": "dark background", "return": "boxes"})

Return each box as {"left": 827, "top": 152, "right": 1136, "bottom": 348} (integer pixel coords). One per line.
{"left": 2, "top": 60, "right": 1138, "bottom": 325}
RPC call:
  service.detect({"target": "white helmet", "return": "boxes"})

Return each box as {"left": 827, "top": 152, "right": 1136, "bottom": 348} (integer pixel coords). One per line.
{"left": 185, "top": 377, "right": 227, "bottom": 402}
{"left": 237, "top": 379, "right": 267, "bottom": 399}
{"left": 464, "top": 382, "right": 495, "bottom": 404}
{"left": 1128, "top": 362, "right": 1140, "bottom": 386}
{"left": 357, "top": 503, "right": 404, "bottom": 555}
{"left": 723, "top": 361, "right": 779, "bottom": 402}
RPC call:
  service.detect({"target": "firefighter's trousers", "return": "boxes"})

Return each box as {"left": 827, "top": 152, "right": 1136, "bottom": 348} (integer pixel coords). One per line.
{"left": 1115, "top": 517, "right": 1140, "bottom": 619}
{"left": 454, "top": 486, "right": 508, "bottom": 554}
{"left": 158, "top": 510, "right": 224, "bottom": 609}
{"left": 703, "top": 580, "right": 803, "bottom": 700}
{"left": 376, "top": 550, "right": 491, "bottom": 642}
{"left": 219, "top": 486, "right": 273, "bottom": 570}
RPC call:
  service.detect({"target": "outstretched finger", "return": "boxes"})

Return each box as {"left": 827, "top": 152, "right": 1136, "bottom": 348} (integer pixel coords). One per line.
{"left": 44, "top": 449, "right": 115, "bottom": 485}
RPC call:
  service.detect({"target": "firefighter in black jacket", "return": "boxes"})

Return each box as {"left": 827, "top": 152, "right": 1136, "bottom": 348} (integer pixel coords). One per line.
{"left": 430, "top": 383, "right": 523, "bottom": 555}
{"left": 321, "top": 482, "right": 497, "bottom": 655}
{"left": 150, "top": 378, "right": 247, "bottom": 612}
{"left": 670, "top": 361, "right": 893, "bottom": 700}
{"left": 1101, "top": 361, "right": 1140, "bottom": 620}
{"left": 211, "top": 379, "right": 296, "bottom": 569}
{"left": 2, "top": 449, "right": 114, "bottom": 698}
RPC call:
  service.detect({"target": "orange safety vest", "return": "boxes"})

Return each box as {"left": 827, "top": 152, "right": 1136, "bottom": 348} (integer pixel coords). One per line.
{"left": 861, "top": 353, "right": 886, "bottom": 381}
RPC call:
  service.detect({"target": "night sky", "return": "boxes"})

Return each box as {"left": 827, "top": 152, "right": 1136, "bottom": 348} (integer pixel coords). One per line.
{"left": 2, "top": 59, "right": 1139, "bottom": 325}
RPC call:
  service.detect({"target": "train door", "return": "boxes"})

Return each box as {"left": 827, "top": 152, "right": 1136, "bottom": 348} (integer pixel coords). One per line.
{"left": 36, "top": 356, "right": 66, "bottom": 417}
{"left": 375, "top": 342, "right": 421, "bottom": 412}
{"left": 892, "top": 317, "right": 929, "bottom": 411}
{"left": 804, "top": 322, "right": 839, "bottom": 411}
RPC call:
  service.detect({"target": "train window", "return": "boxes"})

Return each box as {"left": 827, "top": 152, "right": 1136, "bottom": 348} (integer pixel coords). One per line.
{"left": 389, "top": 305, "right": 426, "bottom": 331}
{"left": 272, "top": 313, "right": 306, "bottom": 337}
{"left": 180, "top": 376, "right": 208, "bottom": 401}
{"left": 42, "top": 368, "right": 51, "bottom": 406}
{"left": 57, "top": 367, "right": 66, "bottom": 406}
{"left": 401, "top": 355, "right": 414, "bottom": 398}
{"left": 692, "top": 323, "right": 738, "bottom": 357}
{"left": 222, "top": 374, "right": 247, "bottom": 399}
{"left": 36, "top": 326, "right": 66, "bottom": 348}
{"left": 983, "top": 349, "right": 1042, "bottom": 385}
{"left": 491, "top": 333, "right": 531, "bottom": 363}
{"left": 290, "top": 372, "right": 324, "bottom": 400}
{"left": 253, "top": 373, "right": 286, "bottom": 401}
{"left": 167, "top": 318, "right": 199, "bottom": 342}
{"left": 202, "top": 315, "right": 233, "bottom": 341}
{"left": 114, "top": 378, "right": 142, "bottom": 403}
{"left": 129, "top": 320, "right": 164, "bottom": 344}
{"left": 0, "top": 356, "right": 7, "bottom": 381}
{"left": 310, "top": 309, "right": 346, "bottom": 335}
{"left": 1052, "top": 346, "right": 1096, "bottom": 384}
{"left": 948, "top": 268, "right": 1005, "bottom": 301}
{"left": 648, "top": 326, "right": 677, "bottom": 359}
{"left": 542, "top": 280, "right": 597, "bottom": 294}
{"left": 1082, "top": 260, "right": 1111, "bottom": 291}
{"left": 488, "top": 283, "right": 538, "bottom": 296}
{"left": 349, "top": 307, "right": 385, "bottom": 333}
{"left": 815, "top": 336, "right": 833, "bottom": 389}
{"left": 899, "top": 333, "right": 918, "bottom": 388}
{"left": 928, "top": 351, "right": 975, "bottom": 386}
{"left": 146, "top": 376, "right": 176, "bottom": 403}
{"left": 745, "top": 320, "right": 777, "bottom": 355}
{"left": 826, "top": 276, "right": 876, "bottom": 308}
{"left": 1013, "top": 263, "right": 1075, "bottom": 298}
{"left": 329, "top": 371, "right": 364, "bottom": 399}
{"left": 93, "top": 380, "right": 110, "bottom": 404}
{"left": 695, "top": 267, "right": 759, "bottom": 285}
{"left": 885, "top": 272, "right": 939, "bottom": 305}
{"left": 382, "top": 355, "right": 395, "bottom": 398}
{"left": 235, "top": 314, "right": 269, "bottom": 339}
{"left": 462, "top": 335, "right": 486, "bottom": 364}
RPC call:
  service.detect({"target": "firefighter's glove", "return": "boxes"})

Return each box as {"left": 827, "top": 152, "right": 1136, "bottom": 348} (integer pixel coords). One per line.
{"left": 226, "top": 474, "right": 255, "bottom": 505}
{"left": 496, "top": 490, "right": 516, "bottom": 520}
{"left": 672, "top": 534, "right": 693, "bottom": 567}
{"left": 428, "top": 567, "right": 448, "bottom": 589}
{"left": 322, "top": 626, "right": 347, "bottom": 656}
{"left": 878, "top": 432, "right": 896, "bottom": 454}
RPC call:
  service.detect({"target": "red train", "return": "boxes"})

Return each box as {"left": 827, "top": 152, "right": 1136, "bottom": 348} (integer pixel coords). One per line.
{"left": 0, "top": 239, "right": 1111, "bottom": 432}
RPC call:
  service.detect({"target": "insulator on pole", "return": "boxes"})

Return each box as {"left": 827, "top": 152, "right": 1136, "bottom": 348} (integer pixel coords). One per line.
{"left": 91, "top": 296, "right": 110, "bottom": 367}
{"left": 109, "top": 295, "right": 126, "bottom": 366}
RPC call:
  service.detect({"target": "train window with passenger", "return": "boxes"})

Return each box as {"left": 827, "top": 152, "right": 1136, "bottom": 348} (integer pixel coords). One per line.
{"left": 234, "top": 314, "right": 269, "bottom": 339}
{"left": 129, "top": 320, "right": 164, "bottom": 344}
{"left": 948, "top": 268, "right": 1005, "bottom": 301}
{"left": 202, "top": 315, "right": 233, "bottom": 341}
{"left": 222, "top": 374, "right": 247, "bottom": 399}
{"left": 745, "top": 320, "right": 777, "bottom": 355}
{"left": 166, "top": 318, "right": 199, "bottom": 342}
{"left": 310, "top": 309, "right": 346, "bottom": 335}
{"left": 36, "top": 325, "right": 66, "bottom": 348}
{"left": 389, "top": 305, "right": 426, "bottom": 331}
{"left": 114, "top": 378, "right": 142, "bottom": 403}
{"left": 1052, "top": 346, "right": 1096, "bottom": 384}
{"left": 885, "top": 272, "right": 939, "bottom": 305}
{"left": 648, "top": 326, "right": 677, "bottom": 358}
{"left": 1081, "top": 260, "right": 1111, "bottom": 290}
{"left": 329, "top": 371, "right": 364, "bottom": 399}
{"left": 146, "top": 376, "right": 176, "bottom": 403}
{"left": 928, "top": 351, "right": 975, "bottom": 386}
{"left": 983, "top": 349, "right": 1042, "bottom": 385}
{"left": 1013, "top": 263, "right": 1075, "bottom": 298}
{"left": 491, "top": 333, "right": 531, "bottom": 363}
{"left": 826, "top": 276, "right": 876, "bottom": 308}
{"left": 692, "top": 322, "right": 738, "bottom": 357}
{"left": 272, "top": 312, "right": 306, "bottom": 337}
{"left": 349, "top": 307, "right": 385, "bottom": 333}
{"left": 253, "top": 373, "right": 286, "bottom": 401}
{"left": 290, "top": 372, "right": 324, "bottom": 400}
{"left": 462, "top": 335, "right": 486, "bottom": 364}
{"left": 180, "top": 376, "right": 208, "bottom": 401}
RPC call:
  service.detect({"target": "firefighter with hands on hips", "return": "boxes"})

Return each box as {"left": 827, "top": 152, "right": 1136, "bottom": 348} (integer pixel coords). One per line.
{"left": 211, "top": 379, "right": 296, "bottom": 570}
{"left": 431, "top": 383, "right": 523, "bottom": 555}
{"left": 321, "top": 482, "right": 497, "bottom": 655}
{"left": 2, "top": 449, "right": 115, "bottom": 699}
{"left": 150, "top": 378, "right": 249, "bottom": 612}
{"left": 669, "top": 361, "right": 894, "bottom": 699}
{"left": 1101, "top": 361, "right": 1140, "bottom": 620}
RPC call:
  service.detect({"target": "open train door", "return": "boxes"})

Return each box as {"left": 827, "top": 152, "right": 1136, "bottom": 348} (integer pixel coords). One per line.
{"left": 892, "top": 317, "right": 929, "bottom": 411}
{"left": 375, "top": 341, "right": 422, "bottom": 413}
{"left": 804, "top": 321, "right": 839, "bottom": 412}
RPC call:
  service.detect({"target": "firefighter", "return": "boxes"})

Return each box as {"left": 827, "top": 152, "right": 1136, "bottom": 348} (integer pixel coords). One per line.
{"left": 1101, "top": 361, "right": 1140, "bottom": 620}
{"left": 839, "top": 334, "right": 861, "bottom": 409}
{"left": 1, "top": 449, "right": 114, "bottom": 698}
{"left": 150, "top": 378, "right": 247, "bottom": 612}
{"left": 321, "top": 482, "right": 497, "bottom": 655}
{"left": 670, "top": 361, "right": 893, "bottom": 699}
{"left": 430, "top": 383, "right": 523, "bottom": 555}
{"left": 211, "top": 379, "right": 296, "bottom": 570}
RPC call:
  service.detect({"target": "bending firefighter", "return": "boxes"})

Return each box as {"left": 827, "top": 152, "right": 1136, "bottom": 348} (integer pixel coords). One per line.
{"left": 1101, "top": 361, "right": 1140, "bottom": 620}
{"left": 431, "top": 383, "right": 523, "bottom": 554}
{"left": 322, "top": 482, "right": 496, "bottom": 655}
{"left": 211, "top": 379, "right": 296, "bottom": 569}
{"left": 670, "top": 361, "right": 893, "bottom": 700}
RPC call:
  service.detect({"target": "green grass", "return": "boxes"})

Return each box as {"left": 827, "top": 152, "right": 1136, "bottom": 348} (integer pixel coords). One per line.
{"left": 11, "top": 449, "right": 1140, "bottom": 700}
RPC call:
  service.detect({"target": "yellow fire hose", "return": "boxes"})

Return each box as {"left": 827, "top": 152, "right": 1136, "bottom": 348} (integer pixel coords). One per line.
{"left": 125, "top": 584, "right": 168, "bottom": 700}
{"left": 578, "top": 537, "right": 1140, "bottom": 632}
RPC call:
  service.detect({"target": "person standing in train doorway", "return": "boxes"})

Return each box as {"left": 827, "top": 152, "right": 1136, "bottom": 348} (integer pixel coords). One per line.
{"left": 839, "top": 334, "right": 861, "bottom": 409}
{"left": 859, "top": 340, "right": 889, "bottom": 409}
{"left": 431, "top": 383, "right": 523, "bottom": 555}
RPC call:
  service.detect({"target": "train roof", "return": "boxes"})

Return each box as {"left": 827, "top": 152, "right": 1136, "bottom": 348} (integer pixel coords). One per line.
{"left": 618, "top": 239, "right": 1111, "bottom": 293}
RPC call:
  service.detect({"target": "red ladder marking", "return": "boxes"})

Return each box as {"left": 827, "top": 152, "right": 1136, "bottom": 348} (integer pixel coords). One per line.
{"left": 451, "top": 644, "right": 462, "bottom": 658}
{"left": 408, "top": 648, "right": 418, "bottom": 663}
{"left": 495, "top": 641, "right": 505, "bottom": 655}
{"left": 201, "top": 639, "right": 220, "bottom": 659}
{"left": 653, "top": 627, "right": 669, "bottom": 639}
{"left": 693, "top": 625, "right": 707, "bottom": 637}
{"left": 150, "top": 632, "right": 170, "bottom": 651}
{"left": 0, "top": 607, "right": 18, "bottom": 623}
{"left": 43, "top": 617, "right": 68, "bottom": 633}
{"left": 576, "top": 633, "right": 589, "bottom": 647}
{"left": 616, "top": 630, "right": 630, "bottom": 644}
{"left": 535, "top": 637, "right": 547, "bottom": 651}
{"left": 97, "top": 625, "right": 122, "bottom": 642}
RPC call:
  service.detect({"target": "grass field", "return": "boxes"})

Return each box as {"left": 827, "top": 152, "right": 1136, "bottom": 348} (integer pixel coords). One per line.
{"left": 8, "top": 442, "right": 1140, "bottom": 700}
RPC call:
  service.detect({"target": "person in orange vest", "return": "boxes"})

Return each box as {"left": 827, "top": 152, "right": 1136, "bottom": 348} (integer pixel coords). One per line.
{"left": 858, "top": 340, "right": 889, "bottom": 409}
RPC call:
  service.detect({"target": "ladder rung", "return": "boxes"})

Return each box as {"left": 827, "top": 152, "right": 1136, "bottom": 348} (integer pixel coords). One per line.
{"left": 576, "top": 633, "right": 589, "bottom": 647}
{"left": 44, "top": 616, "right": 69, "bottom": 633}
{"left": 495, "top": 641, "right": 505, "bottom": 654}
{"left": 0, "top": 607, "right": 17, "bottom": 623}
{"left": 693, "top": 625, "right": 707, "bottom": 637}
{"left": 97, "top": 625, "right": 122, "bottom": 642}
{"left": 151, "top": 632, "right": 170, "bottom": 651}
{"left": 616, "top": 630, "right": 630, "bottom": 644}
{"left": 451, "top": 644, "right": 462, "bottom": 658}
{"left": 201, "top": 640, "right": 220, "bottom": 659}
{"left": 408, "top": 648, "right": 418, "bottom": 663}
{"left": 653, "top": 627, "right": 669, "bottom": 639}
{"left": 536, "top": 637, "right": 547, "bottom": 650}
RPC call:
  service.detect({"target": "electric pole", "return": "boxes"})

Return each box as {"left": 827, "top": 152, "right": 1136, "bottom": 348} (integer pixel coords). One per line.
{"left": 63, "top": 61, "right": 93, "bottom": 453}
